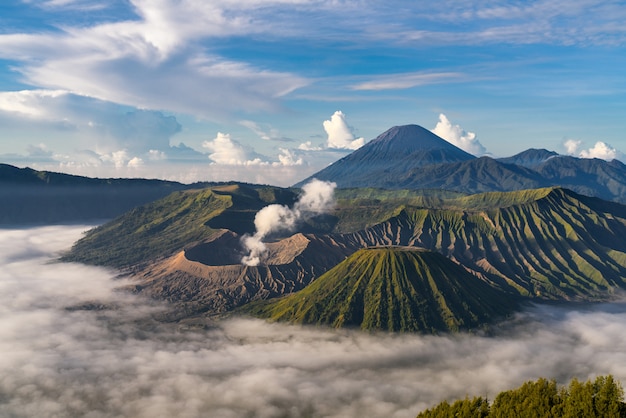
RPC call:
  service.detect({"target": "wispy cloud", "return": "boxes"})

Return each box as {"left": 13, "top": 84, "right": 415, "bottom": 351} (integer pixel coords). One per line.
{"left": 351, "top": 72, "right": 464, "bottom": 91}
{"left": 0, "top": 1, "right": 310, "bottom": 119}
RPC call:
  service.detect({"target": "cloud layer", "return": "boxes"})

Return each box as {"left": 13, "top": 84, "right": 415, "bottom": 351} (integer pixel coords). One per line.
{"left": 3, "top": 225, "right": 626, "bottom": 417}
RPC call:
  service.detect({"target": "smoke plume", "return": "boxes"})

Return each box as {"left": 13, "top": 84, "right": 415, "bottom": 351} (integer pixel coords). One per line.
{"left": 241, "top": 179, "right": 336, "bottom": 266}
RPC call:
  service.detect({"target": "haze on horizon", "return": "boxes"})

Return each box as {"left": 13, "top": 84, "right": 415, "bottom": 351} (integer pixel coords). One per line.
{"left": 0, "top": 1, "right": 625, "bottom": 185}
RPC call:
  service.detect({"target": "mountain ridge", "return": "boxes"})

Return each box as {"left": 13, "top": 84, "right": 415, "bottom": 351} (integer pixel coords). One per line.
{"left": 62, "top": 184, "right": 626, "bottom": 329}
{"left": 295, "top": 124, "right": 626, "bottom": 204}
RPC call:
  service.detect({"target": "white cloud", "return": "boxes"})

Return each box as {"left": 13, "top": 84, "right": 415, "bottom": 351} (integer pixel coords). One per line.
{"left": 127, "top": 156, "right": 144, "bottom": 168}
{"left": 6, "top": 226, "right": 626, "bottom": 417}
{"left": 0, "top": 90, "right": 181, "bottom": 155}
{"left": 351, "top": 71, "right": 464, "bottom": 91}
{"left": 564, "top": 138, "right": 622, "bottom": 161}
{"left": 0, "top": 89, "right": 69, "bottom": 118}
{"left": 239, "top": 120, "right": 284, "bottom": 141}
{"left": 564, "top": 139, "right": 582, "bottom": 155}
{"left": 0, "top": 1, "right": 309, "bottom": 120}
{"left": 298, "top": 141, "right": 324, "bottom": 151}
{"left": 275, "top": 148, "right": 303, "bottom": 166}
{"left": 579, "top": 141, "right": 620, "bottom": 160}
{"left": 431, "top": 113, "right": 487, "bottom": 156}
{"left": 323, "top": 111, "right": 365, "bottom": 150}
{"left": 202, "top": 132, "right": 264, "bottom": 165}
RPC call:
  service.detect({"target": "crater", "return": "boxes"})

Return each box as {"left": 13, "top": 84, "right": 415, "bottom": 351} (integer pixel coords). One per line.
{"left": 184, "top": 230, "right": 311, "bottom": 267}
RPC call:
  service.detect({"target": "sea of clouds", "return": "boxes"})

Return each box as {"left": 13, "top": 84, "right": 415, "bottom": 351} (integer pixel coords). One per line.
{"left": 2, "top": 225, "right": 626, "bottom": 418}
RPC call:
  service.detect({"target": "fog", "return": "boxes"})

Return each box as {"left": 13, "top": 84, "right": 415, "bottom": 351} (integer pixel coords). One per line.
{"left": 2, "top": 226, "right": 626, "bottom": 417}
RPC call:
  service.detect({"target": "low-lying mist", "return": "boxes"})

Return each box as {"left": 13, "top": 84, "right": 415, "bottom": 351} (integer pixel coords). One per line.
{"left": 2, "top": 225, "right": 626, "bottom": 418}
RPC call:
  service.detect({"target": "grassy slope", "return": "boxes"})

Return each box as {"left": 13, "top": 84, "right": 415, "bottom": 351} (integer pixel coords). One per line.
{"left": 243, "top": 247, "right": 516, "bottom": 333}
{"left": 62, "top": 184, "right": 298, "bottom": 267}
{"left": 64, "top": 184, "right": 626, "bottom": 302}
{"left": 354, "top": 187, "right": 626, "bottom": 299}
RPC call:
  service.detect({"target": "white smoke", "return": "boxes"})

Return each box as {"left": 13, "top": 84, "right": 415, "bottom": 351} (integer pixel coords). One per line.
{"left": 241, "top": 179, "right": 337, "bottom": 266}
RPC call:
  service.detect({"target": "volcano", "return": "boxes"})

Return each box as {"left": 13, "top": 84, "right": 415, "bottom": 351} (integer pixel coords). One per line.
{"left": 295, "top": 125, "right": 475, "bottom": 188}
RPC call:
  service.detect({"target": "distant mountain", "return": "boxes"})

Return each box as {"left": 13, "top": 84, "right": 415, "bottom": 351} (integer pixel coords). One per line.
{"left": 296, "top": 125, "right": 626, "bottom": 203}
{"left": 0, "top": 164, "right": 192, "bottom": 224}
{"left": 533, "top": 156, "right": 626, "bottom": 200}
{"left": 497, "top": 148, "right": 559, "bottom": 168}
{"left": 295, "top": 125, "right": 475, "bottom": 188}
{"left": 243, "top": 247, "right": 516, "bottom": 333}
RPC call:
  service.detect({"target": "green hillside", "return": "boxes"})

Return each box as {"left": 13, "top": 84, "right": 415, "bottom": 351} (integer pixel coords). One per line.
{"left": 242, "top": 247, "right": 516, "bottom": 333}
{"left": 63, "top": 184, "right": 626, "bottom": 322}
{"left": 343, "top": 187, "right": 626, "bottom": 300}
{"left": 62, "top": 183, "right": 298, "bottom": 267}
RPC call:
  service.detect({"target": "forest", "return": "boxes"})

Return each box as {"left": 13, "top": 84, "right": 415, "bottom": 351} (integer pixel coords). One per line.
{"left": 417, "top": 375, "right": 626, "bottom": 417}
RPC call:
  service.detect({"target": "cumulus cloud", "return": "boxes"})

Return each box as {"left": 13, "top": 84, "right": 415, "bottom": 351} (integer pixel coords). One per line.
{"left": 431, "top": 113, "right": 487, "bottom": 155}
{"left": 580, "top": 142, "right": 620, "bottom": 160}
{"left": 202, "top": 132, "right": 264, "bottom": 165}
{"left": 564, "top": 139, "right": 582, "bottom": 155}
{"left": 563, "top": 138, "right": 622, "bottom": 161}
{"left": 275, "top": 147, "right": 303, "bottom": 166}
{"left": 5, "top": 225, "right": 626, "bottom": 417}
{"left": 298, "top": 140, "right": 324, "bottom": 151}
{"left": 323, "top": 111, "right": 365, "bottom": 150}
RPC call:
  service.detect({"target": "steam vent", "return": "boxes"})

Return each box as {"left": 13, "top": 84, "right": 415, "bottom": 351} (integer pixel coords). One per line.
{"left": 131, "top": 229, "right": 355, "bottom": 315}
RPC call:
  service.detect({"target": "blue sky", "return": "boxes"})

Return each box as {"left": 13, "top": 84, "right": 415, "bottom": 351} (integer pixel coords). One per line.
{"left": 0, "top": 0, "right": 625, "bottom": 185}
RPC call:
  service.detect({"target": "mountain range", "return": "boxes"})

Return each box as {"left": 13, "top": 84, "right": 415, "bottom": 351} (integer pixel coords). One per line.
{"left": 9, "top": 124, "right": 626, "bottom": 332}
{"left": 296, "top": 125, "right": 626, "bottom": 203}
{"left": 62, "top": 183, "right": 626, "bottom": 330}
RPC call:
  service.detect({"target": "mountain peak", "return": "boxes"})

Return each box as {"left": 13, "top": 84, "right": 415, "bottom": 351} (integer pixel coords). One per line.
{"left": 370, "top": 124, "right": 461, "bottom": 152}
{"left": 243, "top": 246, "right": 515, "bottom": 333}
{"left": 294, "top": 124, "right": 475, "bottom": 188}
{"left": 497, "top": 148, "right": 560, "bottom": 168}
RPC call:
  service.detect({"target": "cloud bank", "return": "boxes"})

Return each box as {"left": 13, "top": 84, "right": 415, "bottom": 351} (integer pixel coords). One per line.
{"left": 431, "top": 113, "right": 487, "bottom": 156}
{"left": 4, "top": 225, "right": 626, "bottom": 417}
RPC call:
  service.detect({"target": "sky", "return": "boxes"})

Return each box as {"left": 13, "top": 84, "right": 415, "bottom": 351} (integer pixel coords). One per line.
{"left": 0, "top": 0, "right": 625, "bottom": 186}
{"left": 4, "top": 224, "right": 626, "bottom": 417}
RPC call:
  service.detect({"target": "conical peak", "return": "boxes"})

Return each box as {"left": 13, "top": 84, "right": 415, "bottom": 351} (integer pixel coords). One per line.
{"left": 372, "top": 124, "right": 455, "bottom": 149}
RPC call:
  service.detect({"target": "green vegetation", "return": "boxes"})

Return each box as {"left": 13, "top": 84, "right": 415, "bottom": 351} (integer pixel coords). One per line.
{"left": 64, "top": 183, "right": 626, "bottom": 315}
{"left": 341, "top": 187, "right": 626, "bottom": 300}
{"left": 330, "top": 187, "right": 556, "bottom": 233}
{"left": 417, "top": 375, "right": 626, "bottom": 418}
{"left": 62, "top": 184, "right": 298, "bottom": 267}
{"left": 242, "top": 247, "right": 516, "bottom": 333}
